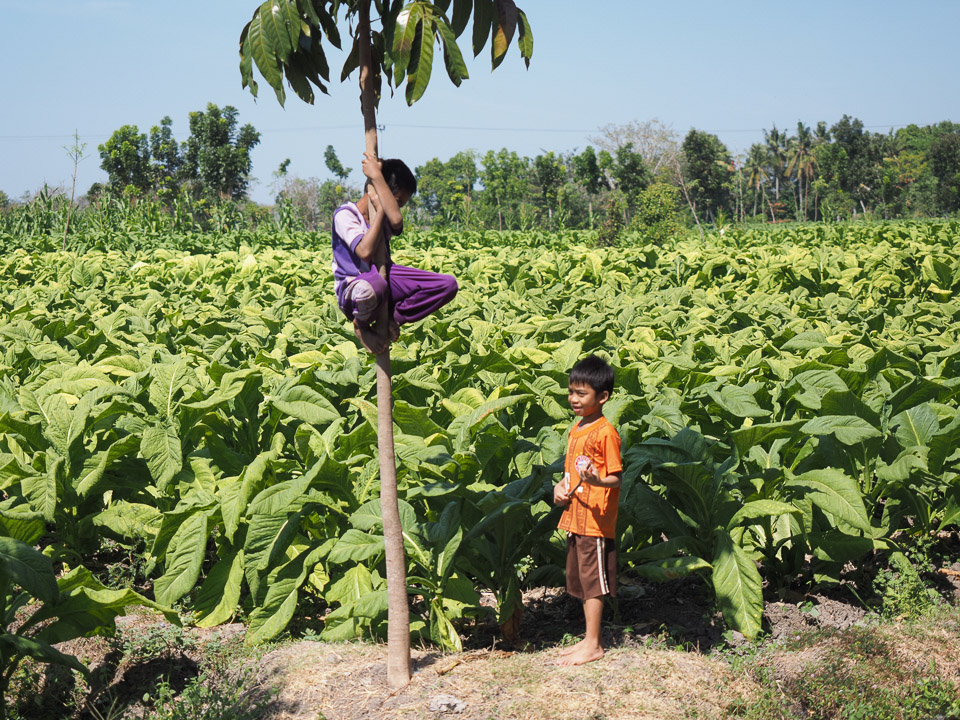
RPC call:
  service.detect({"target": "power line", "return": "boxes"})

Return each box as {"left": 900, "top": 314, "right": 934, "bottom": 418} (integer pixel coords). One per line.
{"left": 385, "top": 123, "right": 594, "bottom": 133}
{"left": 0, "top": 121, "right": 928, "bottom": 143}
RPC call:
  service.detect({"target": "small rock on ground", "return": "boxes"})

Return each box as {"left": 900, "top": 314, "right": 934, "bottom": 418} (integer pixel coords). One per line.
{"left": 429, "top": 693, "right": 466, "bottom": 713}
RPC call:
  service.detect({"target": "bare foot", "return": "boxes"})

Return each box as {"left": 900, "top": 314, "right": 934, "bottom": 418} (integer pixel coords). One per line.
{"left": 388, "top": 320, "right": 400, "bottom": 342}
{"left": 556, "top": 645, "right": 604, "bottom": 666}
{"left": 558, "top": 638, "right": 586, "bottom": 657}
{"left": 354, "top": 321, "right": 387, "bottom": 355}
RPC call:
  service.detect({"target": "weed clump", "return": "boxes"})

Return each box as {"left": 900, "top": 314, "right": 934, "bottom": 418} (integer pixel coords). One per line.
{"left": 873, "top": 546, "right": 940, "bottom": 620}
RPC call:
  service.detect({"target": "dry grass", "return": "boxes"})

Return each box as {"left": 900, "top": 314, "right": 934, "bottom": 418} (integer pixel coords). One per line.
{"left": 11, "top": 604, "right": 960, "bottom": 719}
{"left": 252, "top": 641, "right": 758, "bottom": 720}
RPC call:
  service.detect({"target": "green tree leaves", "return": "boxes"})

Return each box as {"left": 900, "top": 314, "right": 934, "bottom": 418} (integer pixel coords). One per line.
{"left": 239, "top": 0, "right": 532, "bottom": 108}
{"left": 98, "top": 106, "right": 260, "bottom": 201}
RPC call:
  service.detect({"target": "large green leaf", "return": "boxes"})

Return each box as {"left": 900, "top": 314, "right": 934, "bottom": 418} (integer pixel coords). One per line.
{"left": 391, "top": 3, "right": 422, "bottom": 82}
{"left": 321, "top": 564, "right": 376, "bottom": 641}
{"left": 0, "top": 536, "right": 57, "bottom": 603}
{"left": 892, "top": 403, "right": 939, "bottom": 449}
{"left": 810, "top": 530, "right": 884, "bottom": 563}
{"left": 435, "top": 15, "right": 468, "bottom": 86}
{"left": 21, "top": 455, "right": 58, "bottom": 522}
{"left": 328, "top": 528, "right": 385, "bottom": 563}
{"left": 245, "top": 6, "right": 286, "bottom": 103}
{"left": 785, "top": 468, "right": 871, "bottom": 533}
{"left": 706, "top": 384, "right": 768, "bottom": 419}
{"left": 711, "top": 531, "right": 763, "bottom": 639}
{"left": 93, "top": 502, "right": 163, "bottom": 541}
{"left": 193, "top": 550, "right": 245, "bottom": 628}
{"left": 246, "top": 542, "right": 327, "bottom": 644}
{"left": 631, "top": 556, "right": 711, "bottom": 582}
{"left": 730, "top": 419, "right": 805, "bottom": 457}
{"left": 75, "top": 434, "right": 141, "bottom": 498}
{"left": 800, "top": 415, "right": 880, "bottom": 445}
{"left": 350, "top": 498, "right": 417, "bottom": 533}
{"left": 727, "top": 500, "right": 800, "bottom": 531}
{"left": 243, "top": 512, "right": 297, "bottom": 602}
{"left": 270, "top": 385, "right": 340, "bottom": 426}
{"left": 0, "top": 505, "right": 45, "bottom": 544}
{"left": 149, "top": 361, "right": 189, "bottom": 419}
{"left": 0, "top": 634, "right": 86, "bottom": 676}
{"left": 937, "top": 471, "right": 960, "bottom": 529}
{"left": 404, "top": 13, "right": 435, "bottom": 105}
{"left": 32, "top": 570, "right": 178, "bottom": 645}
{"left": 153, "top": 512, "right": 209, "bottom": 606}
{"left": 141, "top": 423, "right": 182, "bottom": 490}
{"left": 491, "top": 0, "right": 518, "bottom": 69}
{"left": 222, "top": 434, "right": 285, "bottom": 541}
{"left": 515, "top": 8, "right": 533, "bottom": 66}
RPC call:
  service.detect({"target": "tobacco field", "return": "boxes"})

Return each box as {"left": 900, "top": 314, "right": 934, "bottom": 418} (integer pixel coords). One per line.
{"left": 2, "top": 220, "right": 960, "bottom": 686}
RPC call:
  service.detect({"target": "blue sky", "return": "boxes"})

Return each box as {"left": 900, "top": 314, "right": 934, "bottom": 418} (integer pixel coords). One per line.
{"left": 2, "top": 0, "right": 958, "bottom": 204}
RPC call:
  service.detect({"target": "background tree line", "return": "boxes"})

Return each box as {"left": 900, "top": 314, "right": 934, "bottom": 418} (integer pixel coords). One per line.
{"left": 4, "top": 113, "right": 960, "bottom": 240}
{"left": 91, "top": 103, "right": 261, "bottom": 203}
{"left": 268, "top": 114, "right": 960, "bottom": 237}
{"left": 408, "top": 116, "right": 960, "bottom": 233}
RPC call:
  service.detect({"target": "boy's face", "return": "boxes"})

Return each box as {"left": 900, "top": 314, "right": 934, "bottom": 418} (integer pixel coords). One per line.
{"left": 568, "top": 382, "right": 608, "bottom": 417}
{"left": 394, "top": 188, "right": 412, "bottom": 208}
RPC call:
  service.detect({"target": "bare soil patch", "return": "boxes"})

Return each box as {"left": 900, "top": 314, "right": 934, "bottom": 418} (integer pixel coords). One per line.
{"left": 253, "top": 641, "right": 757, "bottom": 720}
{"left": 12, "top": 584, "right": 960, "bottom": 720}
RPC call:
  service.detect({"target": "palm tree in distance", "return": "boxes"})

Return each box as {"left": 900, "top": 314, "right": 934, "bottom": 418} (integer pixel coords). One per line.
{"left": 764, "top": 125, "right": 789, "bottom": 204}
{"left": 744, "top": 143, "right": 769, "bottom": 218}
{"left": 787, "top": 122, "right": 817, "bottom": 220}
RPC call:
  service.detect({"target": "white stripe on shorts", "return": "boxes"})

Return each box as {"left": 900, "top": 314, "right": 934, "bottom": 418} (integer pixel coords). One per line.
{"left": 596, "top": 537, "right": 608, "bottom": 595}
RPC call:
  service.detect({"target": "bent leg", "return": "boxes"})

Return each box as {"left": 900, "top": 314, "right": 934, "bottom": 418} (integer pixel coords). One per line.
{"left": 387, "top": 264, "right": 459, "bottom": 326}
{"left": 341, "top": 269, "right": 391, "bottom": 354}
{"left": 341, "top": 268, "right": 388, "bottom": 324}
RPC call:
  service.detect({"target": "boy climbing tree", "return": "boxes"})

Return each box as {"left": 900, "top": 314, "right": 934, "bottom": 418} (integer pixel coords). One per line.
{"left": 333, "top": 152, "right": 458, "bottom": 355}
{"left": 239, "top": 0, "right": 533, "bottom": 689}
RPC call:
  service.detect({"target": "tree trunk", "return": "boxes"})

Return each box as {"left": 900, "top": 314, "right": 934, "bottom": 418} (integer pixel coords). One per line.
{"left": 674, "top": 158, "right": 703, "bottom": 240}
{"left": 358, "top": 1, "right": 410, "bottom": 690}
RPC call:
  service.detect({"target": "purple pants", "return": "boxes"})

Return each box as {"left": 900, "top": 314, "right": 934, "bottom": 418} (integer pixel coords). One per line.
{"left": 339, "top": 264, "right": 458, "bottom": 326}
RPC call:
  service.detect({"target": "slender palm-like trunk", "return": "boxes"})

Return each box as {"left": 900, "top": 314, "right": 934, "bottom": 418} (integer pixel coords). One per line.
{"left": 358, "top": 1, "right": 410, "bottom": 690}
{"left": 674, "top": 158, "right": 703, "bottom": 240}
{"left": 63, "top": 129, "right": 84, "bottom": 252}
{"left": 737, "top": 168, "right": 744, "bottom": 223}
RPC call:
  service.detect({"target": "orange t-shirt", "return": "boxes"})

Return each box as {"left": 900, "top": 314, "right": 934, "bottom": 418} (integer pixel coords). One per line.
{"left": 557, "top": 416, "right": 622, "bottom": 539}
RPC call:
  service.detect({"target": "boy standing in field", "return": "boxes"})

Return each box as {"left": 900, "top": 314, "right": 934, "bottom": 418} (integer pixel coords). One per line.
{"left": 553, "top": 355, "right": 623, "bottom": 666}
{"left": 332, "top": 152, "right": 458, "bottom": 354}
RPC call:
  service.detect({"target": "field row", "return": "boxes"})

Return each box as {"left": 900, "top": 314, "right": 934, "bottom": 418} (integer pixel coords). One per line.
{"left": 1, "top": 224, "right": 959, "bottom": 652}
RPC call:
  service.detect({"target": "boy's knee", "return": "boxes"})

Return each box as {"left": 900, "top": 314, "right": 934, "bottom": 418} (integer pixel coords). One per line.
{"left": 442, "top": 274, "right": 459, "bottom": 300}
{"left": 350, "top": 279, "right": 379, "bottom": 322}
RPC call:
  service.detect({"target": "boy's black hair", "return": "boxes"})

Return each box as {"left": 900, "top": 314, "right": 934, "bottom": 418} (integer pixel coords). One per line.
{"left": 569, "top": 355, "right": 614, "bottom": 396}
{"left": 381, "top": 158, "right": 417, "bottom": 196}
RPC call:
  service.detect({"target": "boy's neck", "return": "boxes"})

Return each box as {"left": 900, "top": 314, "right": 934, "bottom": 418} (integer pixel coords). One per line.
{"left": 356, "top": 194, "right": 370, "bottom": 222}
{"left": 577, "top": 410, "right": 604, "bottom": 428}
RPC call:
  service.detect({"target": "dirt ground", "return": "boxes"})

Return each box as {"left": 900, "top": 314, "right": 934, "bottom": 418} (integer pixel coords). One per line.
{"left": 15, "top": 533, "right": 960, "bottom": 720}
{"left": 19, "top": 563, "right": 958, "bottom": 720}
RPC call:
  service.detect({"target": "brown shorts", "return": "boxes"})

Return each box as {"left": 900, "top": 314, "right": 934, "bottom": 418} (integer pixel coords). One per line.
{"left": 566, "top": 533, "right": 617, "bottom": 599}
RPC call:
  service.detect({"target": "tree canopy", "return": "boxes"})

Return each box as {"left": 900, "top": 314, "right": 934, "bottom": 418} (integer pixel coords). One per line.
{"left": 239, "top": 0, "right": 532, "bottom": 109}
{"left": 96, "top": 104, "right": 260, "bottom": 201}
